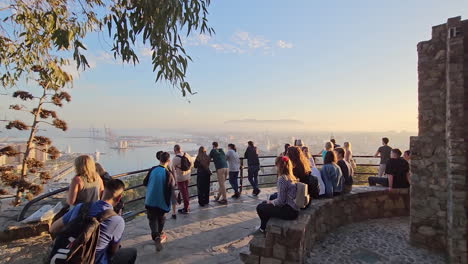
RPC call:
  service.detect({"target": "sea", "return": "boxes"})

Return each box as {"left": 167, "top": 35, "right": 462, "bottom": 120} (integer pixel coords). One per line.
{"left": 51, "top": 137, "right": 200, "bottom": 177}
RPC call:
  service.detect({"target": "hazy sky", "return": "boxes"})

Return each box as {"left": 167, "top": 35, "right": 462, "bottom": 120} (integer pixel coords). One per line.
{"left": 2, "top": 1, "right": 468, "bottom": 132}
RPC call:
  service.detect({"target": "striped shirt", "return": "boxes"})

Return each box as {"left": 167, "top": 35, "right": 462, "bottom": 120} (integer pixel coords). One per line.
{"left": 272, "top": 175, "right": 299, "bottom": 211}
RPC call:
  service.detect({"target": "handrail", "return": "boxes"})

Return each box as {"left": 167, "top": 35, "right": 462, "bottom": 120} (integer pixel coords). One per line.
{"left": 17, "top": 168, "right": 151, "bottom": 221}
{"left": 17, "top": 155, "right": 380, "bottom": 221}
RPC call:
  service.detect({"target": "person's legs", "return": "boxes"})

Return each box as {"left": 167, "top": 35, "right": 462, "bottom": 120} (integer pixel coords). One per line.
{"left": 197, "top": 173, "right": 204, "bottom": 206}
{"left": 156, "top": 208, "right": 166, "bottom": 235}
{"left": 203, "top": 173, "right": 211, "bottom": 204}
{"left": 147, "top": 208, "right": 159, "bottom": 241}
{"left": 256, "top": 203, "right": 298, "bottom": 230}
{"left": 247, "top": 167, "right": 256, "bottom": 190}
{"left": 368, "top": 176, "right": 389, "bottom": 187}
{"left": 177, "top": 180, "right": 190, "bottom": 211}
{"left": 229, "top": 171, "right": 239, "bottom": 194}
{"left": 216, "top": 168, "right": 227, "bottom": 200}
{"left": 378, "top": 164, "right": 386, "bottom": 177}
{"left": 252, "top": 166, "right": 260, "bottom": 192}
{"left": 111, "top": 248, "right": 137, "bottom": 264}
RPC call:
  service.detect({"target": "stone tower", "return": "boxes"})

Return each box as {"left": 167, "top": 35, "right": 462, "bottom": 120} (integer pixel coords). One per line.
{"left": 410, "top": 16, "right": 468, "bottom": 263}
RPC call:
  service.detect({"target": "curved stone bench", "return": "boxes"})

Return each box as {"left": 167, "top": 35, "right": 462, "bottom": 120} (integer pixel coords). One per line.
{"left": 241, "top": 186, "right": 410, "bottom": 264}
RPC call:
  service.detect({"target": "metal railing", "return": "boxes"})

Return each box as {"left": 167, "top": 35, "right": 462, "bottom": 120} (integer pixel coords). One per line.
{"left": 18, "top": 155, "right": 379, "bottom": 221}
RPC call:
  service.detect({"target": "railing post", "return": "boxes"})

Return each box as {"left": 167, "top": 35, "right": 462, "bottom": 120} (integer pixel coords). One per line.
{"left": 239, "top": 158, "right": 244, "bottom": 194}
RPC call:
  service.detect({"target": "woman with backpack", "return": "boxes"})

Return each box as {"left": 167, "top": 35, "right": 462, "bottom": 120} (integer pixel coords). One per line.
{"left": 255, "top": 156, "right": 299, "bottom": 233}
{"left": 144, "top": 151, "right": 174, "bottom": 250}
{"left": 67, "top": 155, "right": 104, "bottom": 206}
{"left": 194, "top": 146, "right": 211, "bottom": 206}
{"left": 320, "top": 151, "right": 343, "bottom": 198}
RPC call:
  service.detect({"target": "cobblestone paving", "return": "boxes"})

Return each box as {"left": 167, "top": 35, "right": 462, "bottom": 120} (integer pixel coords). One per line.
{"left": 0, "top": 234, "right": 50, "bottom": 264}
{"left": 121, "top": 189, "right": 274, "bottom": 264}
{"left": 307, "top": 217, "right": 447, "bottom": 264}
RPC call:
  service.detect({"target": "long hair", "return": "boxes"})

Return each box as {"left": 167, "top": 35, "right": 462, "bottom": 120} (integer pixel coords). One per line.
{"left": 344, "top": 142, "right": 351, "bottom": 151}
{"left": 301, "top": 146, "right": 311, "bottom": 159}
{"left": 75, "top": 155, "right": 98, "bottom": 183}
{"left": 196, "top": 146, "right": 211, "bottom": 167}
{"left": 324, "top": 151, "right": 337, "bottom": 164}
{"left": 95, "top": 163, "right": 106, "bottom": 177}
{"left": 287, "top": 146, "right": 310, "bottom": 175}
{"left": 275, "top": 156, "right": 296, "bottom": 183}
{"left": 325, "top": 141, "right": 334, "bottom": 151}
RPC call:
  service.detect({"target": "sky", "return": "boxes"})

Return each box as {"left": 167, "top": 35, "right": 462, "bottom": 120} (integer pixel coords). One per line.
{"left": 2, "top": 1, "right": 468, "bottom": 133}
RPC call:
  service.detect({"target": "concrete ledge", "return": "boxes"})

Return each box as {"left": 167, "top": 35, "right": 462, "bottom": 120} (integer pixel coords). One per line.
{"left": 0, "top": 220, "right": 50, "bottom": 242}
{"left": 241, "top": 186, "right": 410, "bottom": 264}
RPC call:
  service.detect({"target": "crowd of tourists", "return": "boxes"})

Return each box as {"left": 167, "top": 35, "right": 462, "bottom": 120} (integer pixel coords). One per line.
{"left": 47, "top": 137, "right": 410, "bottom": 263}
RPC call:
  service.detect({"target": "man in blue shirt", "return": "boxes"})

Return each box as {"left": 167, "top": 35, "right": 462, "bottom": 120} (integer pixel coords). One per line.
{"left": 50, "top": 179, "right": 137, "bottom": 264}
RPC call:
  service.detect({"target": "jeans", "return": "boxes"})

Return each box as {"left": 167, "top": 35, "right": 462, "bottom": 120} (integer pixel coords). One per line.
{"left": 111, "top": 248, "right": 137, "bottom": 264}
{"left": 177, "top": 180, "right": 190, "bottom": 210}
{"left": 146, "top": 207, "right": 166, "bottom": 241}
{"left": 216, "top": 168, "right": 228, "bottom": 200}
{"left": 197, "top": 169, "right": 211, "bottom": 206}
{"left": 368, "top": 176, "right": 389, "bottom": 187}
{"left": 248, "top": 165, "right": 260, "bottom": 191}
{"left": 256, "top": 203, "right": 298, "bottom": 230}
{"left": 229, "top": 171, "right": 239, "bottom": 194}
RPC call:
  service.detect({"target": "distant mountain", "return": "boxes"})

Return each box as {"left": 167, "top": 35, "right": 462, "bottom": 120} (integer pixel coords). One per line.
{"left": 224, "top": 119, "right": 304, "bottom": 125}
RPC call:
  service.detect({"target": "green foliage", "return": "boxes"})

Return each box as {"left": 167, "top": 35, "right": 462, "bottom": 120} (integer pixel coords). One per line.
{"left": 0, "top": 0, "right": 214, "bottom": 204}
{"left": 1, "top": 0, "right": 213, "bottom": 95}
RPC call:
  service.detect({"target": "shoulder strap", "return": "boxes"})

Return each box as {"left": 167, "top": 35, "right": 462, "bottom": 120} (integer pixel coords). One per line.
{"left": 97, "top": 209, "right": 117, "bottom": 222}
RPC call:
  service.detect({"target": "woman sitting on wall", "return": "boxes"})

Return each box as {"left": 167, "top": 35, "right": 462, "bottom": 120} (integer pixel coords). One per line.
{"left": 320, "top": 151, "right": 343, "bottom": 198}
{"left": 67, "top": 155, "right": 104, "bottom": 206}
{"left": 287, "top": 146, "right": 311, "bottom": 184}
{"left": 255, "top": 156, "right": 299, "bottom": 233}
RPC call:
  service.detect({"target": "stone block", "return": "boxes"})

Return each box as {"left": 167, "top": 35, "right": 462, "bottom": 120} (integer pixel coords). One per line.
{"left": 260, "top": 257, "right": 282, "bottom": 264}
{"left": 240, "top": 252, "right": 260, "bottom": 264}
{"left": 272, "top": 244, "right": 287, "bottom": 260}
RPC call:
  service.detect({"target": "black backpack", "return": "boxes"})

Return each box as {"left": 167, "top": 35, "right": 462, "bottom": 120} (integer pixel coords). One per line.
{"left": 307, "top": 173, "right": 320, "bottom": 199}
{"left": 177, "top": 153, "right": 192, "bottom": 171}
{"left": 48, "top": 203, "right": 116, "bottom": 264}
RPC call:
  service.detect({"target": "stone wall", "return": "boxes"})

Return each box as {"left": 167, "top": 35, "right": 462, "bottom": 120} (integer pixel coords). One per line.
{"left": 240, "top": 187, "right": 410, "bottom": 264}
{"left": 410, "top": 16, "right": 468, "bottom": 263}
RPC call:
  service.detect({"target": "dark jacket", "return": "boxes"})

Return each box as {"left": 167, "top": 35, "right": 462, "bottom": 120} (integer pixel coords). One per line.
{"left": 244, "top": 146, "right": 260, "bottom": 166}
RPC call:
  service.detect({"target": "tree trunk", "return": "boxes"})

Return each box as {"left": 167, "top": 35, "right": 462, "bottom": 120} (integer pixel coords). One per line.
{"left": 15, "top": 87, "right": 47, "bottom": 205}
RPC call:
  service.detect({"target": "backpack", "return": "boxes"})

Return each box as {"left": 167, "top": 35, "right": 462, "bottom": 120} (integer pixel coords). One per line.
{"left": 307, "top": 173, "right": 320, "bottom": 199}
{"left": 177, "top": 153, "right": 192, "bottom": 171}
{"left": 48, "top": 203, "right": 117, "bottom": 264}
{"left": 294, "top": 182, "right": 310, "bottom": 209}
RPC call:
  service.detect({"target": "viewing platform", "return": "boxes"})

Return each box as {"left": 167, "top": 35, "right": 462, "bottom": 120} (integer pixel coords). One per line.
{"left": 1, "top": 187, "right": 447, "bottom": 264}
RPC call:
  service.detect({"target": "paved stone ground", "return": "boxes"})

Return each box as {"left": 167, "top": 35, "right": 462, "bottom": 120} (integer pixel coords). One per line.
{"left": 0, "top": 188, "right": 273, "bottom": 264}
{"left": 120, "top": 189, "right": 273, "bottom": 264}
{"left": 0, "top": 192, "right": 448, "bottom": 264}
{"left": 307, "top": 217, "right": 447, "bottom": 264}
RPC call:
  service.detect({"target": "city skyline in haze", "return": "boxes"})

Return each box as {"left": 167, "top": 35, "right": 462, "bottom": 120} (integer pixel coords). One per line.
{"left": 1, "top": 1, "right": 467, "bottom": 133}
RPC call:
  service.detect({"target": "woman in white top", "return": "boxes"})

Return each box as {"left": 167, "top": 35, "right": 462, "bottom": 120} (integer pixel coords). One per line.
{"left": 226, "top": 144, "right": 241, "bottom": 198}
{"left": 302, "top": 146, "right": 325, "bottom": 196}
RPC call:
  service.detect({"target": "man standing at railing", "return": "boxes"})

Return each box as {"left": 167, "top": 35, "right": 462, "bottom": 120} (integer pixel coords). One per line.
{"left": 172, "top": 145, "right": 193, "bottom": 214}
{"left": 210, "top": 142, "right": 229, "bottom": 204}
{"left": 245, "top": 141, "right": 261, "bottom": 196}
{"left": 374, "top": 137, "right": 392, "bottom": 177}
